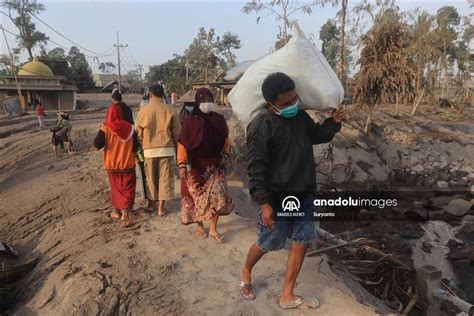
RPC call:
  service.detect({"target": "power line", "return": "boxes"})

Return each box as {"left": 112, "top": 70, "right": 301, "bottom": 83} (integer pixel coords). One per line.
{"left": 29, "top": 12, "right": 113, "bottom": 57}
{"left": 0, "top": 12, "right": 114, "bottom": 59}
{"left": 125, "top": 47, "right": 140, "bottom": 66}
{"left": 114, "top": 31, "right": 128, "bottom": 93}
{"left": 0, "top": 26, "right": 115, "bottom": 63}
{"left": 121, "top": 48, "right": 135, "bottom": 68}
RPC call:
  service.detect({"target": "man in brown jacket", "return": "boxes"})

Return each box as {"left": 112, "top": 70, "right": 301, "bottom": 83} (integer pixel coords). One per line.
{"left": 136, "top": 84, "right": 181, "bottom": 216}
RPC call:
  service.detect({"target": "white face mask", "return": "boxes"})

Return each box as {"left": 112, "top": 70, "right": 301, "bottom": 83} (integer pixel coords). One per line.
{"left": 199, "top": 102, "right": 214, "bottom": 114}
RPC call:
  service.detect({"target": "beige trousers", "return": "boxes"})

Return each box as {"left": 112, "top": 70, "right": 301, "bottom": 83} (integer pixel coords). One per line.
{"left": 144, "top": 156, "right": 174, "bottom": 201}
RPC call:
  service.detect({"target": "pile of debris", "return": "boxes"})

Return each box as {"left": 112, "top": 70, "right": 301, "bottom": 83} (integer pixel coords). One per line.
{"left": 0, "top": 241, "right": 37, "bottom": 312}
{"left": 308, "top": 228, "right": 417, "bottom": 314}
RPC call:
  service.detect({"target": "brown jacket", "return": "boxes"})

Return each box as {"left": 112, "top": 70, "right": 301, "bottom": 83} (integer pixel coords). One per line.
{"left": 136, "top": 97, "right": 181, "bottom": 150}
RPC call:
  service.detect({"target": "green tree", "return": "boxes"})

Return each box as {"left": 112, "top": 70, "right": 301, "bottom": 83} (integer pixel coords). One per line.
{"left": 319, "top": 19, "right": 352, "bottom": 76}
{"left": 125, "top": 69, "right": 143, "bottom": 92}
{"left": 336, "top": 0, "right": 349, "bottom": 81}
{"left": 68, "top": 46, "right": 94, "bottom": 92}
{"left": 98, "top": 62, "right": 116, "bottom": 74}
{"left": 433, "top": 6, "right": 460, "bottom": 98}
{"left": 184, "top": 27, "right": 241, "bottom": 83}
{"left": 218, "top": 32, "right": 242, "bottom": 67}
{"left": 405, "top": 10, "right": 438, "bottom": 114}
{"left": 146, "top": 28, "right": 241, "bottom": 96}
{"left": 320, "top": 20, "right": 339, "bottom": 70}
{"left": 38, "top": 47, "right": 70, "bottom": 77}
{"left": 146, "top": 55, "right": 187, "bottom": 95}
{"left": 0, "top": 47, "right": 21, "bottom": 75}
{"left": 1, "top": 0, "right": 49, "bottom": 59}
{"left": 354, "top": 18, "right": 415, "bottom": 133}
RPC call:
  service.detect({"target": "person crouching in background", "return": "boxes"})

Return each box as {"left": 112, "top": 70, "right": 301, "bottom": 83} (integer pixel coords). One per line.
{"left": 51, "top": 112, "right": 73, "bottom": 157}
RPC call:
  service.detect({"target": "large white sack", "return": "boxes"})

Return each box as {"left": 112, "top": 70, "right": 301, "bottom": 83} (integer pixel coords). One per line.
{"left": 228, "top": 23, "right": 344, "bottom": 125}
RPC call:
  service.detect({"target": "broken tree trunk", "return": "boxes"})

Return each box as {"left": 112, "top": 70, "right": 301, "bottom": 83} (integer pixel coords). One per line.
{"left": 411, "top": 88, "right": 425, "bottom": 115}
{"left": 395, "top": 92, "right": 399, "bottom": 118}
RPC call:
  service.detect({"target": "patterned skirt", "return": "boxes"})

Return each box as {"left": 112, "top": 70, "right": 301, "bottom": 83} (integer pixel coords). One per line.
{"left": 180, "top": 164, "right": 234, "bottom": 225}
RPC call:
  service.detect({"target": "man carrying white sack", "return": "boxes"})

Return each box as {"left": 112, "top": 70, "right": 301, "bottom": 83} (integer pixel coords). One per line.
{"left": 239, "top": 72, "right": 346, "bottom": 309}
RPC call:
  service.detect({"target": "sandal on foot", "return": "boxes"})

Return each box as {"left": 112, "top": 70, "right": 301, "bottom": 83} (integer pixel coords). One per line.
{"left": 195, "top": 227, "right": 207, "bottom": 239}
{"left": 157, "top": 209, "right": 168, "bottom": 217}
{"left": 238, "top": 281, "right": 256, "bottom": 300}
{"left": 121, "top": 218, "right": 135, "bottom": 228}
{"left": 110, "top": 211, "right": 121, "bottom": 219}
{"left": 279, "top": 297, "right": 319, "bottom": 309}
{"left": 209, "top": 232, "right": 224, "bottom": 243}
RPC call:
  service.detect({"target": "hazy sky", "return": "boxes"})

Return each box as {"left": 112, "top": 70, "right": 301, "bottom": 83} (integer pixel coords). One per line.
{"left": 0, "top": 1, "right": 471, "bottom": 74}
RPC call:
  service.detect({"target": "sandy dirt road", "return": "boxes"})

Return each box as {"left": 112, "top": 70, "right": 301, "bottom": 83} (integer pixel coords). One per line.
{"left": 0, "top": 110, "right": 379, "bottom": 315}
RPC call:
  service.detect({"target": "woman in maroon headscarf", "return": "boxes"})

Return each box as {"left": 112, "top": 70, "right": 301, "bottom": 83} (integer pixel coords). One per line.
{"left": 177, "top": 87, "right": 234, "bottom": 242}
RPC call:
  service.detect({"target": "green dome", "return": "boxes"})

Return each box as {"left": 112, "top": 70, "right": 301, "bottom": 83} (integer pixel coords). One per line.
{"left": 18, "top": 58, "right": 54, "bottom": 77}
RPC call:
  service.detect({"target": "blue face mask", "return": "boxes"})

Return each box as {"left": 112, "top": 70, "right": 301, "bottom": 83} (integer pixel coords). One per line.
{"left": 185, "top": 105, "right": 194, "bottom": 112}
{"left": 270, "top": 101, "right": 300, "bottom": 118}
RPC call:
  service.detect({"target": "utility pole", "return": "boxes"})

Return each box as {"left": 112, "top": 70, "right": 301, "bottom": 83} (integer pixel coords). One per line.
{"left": 1, "top": 25, "right": 22, "bottom": 109}
{"left": 185, "top": 53, "right": 189, "bottom": 84}
{"left": 114, "top": 31, "right": 128, "bottom": 93}
{"left": 135, "top": 64, "right": 144, "bottom": 90}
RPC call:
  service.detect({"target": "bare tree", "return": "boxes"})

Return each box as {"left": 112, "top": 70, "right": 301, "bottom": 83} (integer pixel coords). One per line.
{"left": 242, "top": 0, "right": 323, "bottom": 47}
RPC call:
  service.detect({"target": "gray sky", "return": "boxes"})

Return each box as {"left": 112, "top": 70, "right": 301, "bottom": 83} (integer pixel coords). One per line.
{"left": 1, "top": 1, "right": 471, "bottom": 74}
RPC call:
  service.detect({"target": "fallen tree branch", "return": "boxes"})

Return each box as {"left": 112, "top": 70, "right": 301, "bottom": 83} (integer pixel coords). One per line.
{"left": 307, "top": 239, "right": 368, "bottom": 257}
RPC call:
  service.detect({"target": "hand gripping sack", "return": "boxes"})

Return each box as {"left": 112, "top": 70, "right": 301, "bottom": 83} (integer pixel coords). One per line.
{"left": 228, "top": 23, "right": 344, "bottom": 125}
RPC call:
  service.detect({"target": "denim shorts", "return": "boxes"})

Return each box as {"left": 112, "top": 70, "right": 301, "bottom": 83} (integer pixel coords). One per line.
{"left": 256, "top": 193, "right": 316, "bottom": 252}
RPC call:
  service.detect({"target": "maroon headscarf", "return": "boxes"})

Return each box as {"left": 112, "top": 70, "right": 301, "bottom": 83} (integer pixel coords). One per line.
{"left": 179, "top": 87, "right": 228, "bottom": 153}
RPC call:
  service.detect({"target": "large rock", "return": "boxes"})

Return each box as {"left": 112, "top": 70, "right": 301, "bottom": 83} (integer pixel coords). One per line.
{"left": 405, "top": 208, "right": 429, "bottom": 221}
{"left": 444, "top": 199, "right": 472, "bottom": 217}
{"left": 436, "top": 181, "right": 449, "bottom": 189}
{"left": 448, "top": 245, "right": 474, "bottom": 261}
{"left": 412, "top": 164, "right": 424, "bottom": 173}
{"left": 459, "top": 215, "right": 474, "bottom": 235}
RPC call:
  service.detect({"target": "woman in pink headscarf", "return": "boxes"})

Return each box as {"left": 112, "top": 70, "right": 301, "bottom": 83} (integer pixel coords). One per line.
{"left": 177, "top": 88, "right": 234, "bottom": 243}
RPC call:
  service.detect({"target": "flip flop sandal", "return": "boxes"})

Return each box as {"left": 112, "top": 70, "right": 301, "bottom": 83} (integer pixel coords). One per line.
{"left": 195, "top": 227, "right": 208, "bottom": 239}
{"left": 209, "top": 232, "right": 225, "bottom": 243}
{"left": 110, "top": 211, "right": 121, "bottom": 219}
{"left": 158, "top": 209, "right": 168, "bottom": 217}
{"left": 279, "top": 297, "right": 319, "bottom": 309}
{"left": 238, "top": 281, "right": 256, "bottom": 301}
{"left": 121, "top": 218, "right": 135, "bottom": 228}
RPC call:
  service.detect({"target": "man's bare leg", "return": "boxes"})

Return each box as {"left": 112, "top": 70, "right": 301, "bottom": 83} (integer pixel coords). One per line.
{"left": 240, "top": 243, "right": 266, "bottom": 298}
{"left": 147, "top": 200, "right": 154, "bottom": 211}
{"left": 157, "top": 200, "right": 167, "bottom": 216}
{"left": 66, "top": 142, "right": 73, "bottom": 155}
{"left": 279, "top": 243, "right": 308, "bottom": 305}
{"left": 53, "top": 145, "right": 59, "bottom": 158}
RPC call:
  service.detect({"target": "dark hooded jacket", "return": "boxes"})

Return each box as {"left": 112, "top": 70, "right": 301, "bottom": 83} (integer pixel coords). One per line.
{"left": 246, "top": 108, "right": 341, "bottom": 206}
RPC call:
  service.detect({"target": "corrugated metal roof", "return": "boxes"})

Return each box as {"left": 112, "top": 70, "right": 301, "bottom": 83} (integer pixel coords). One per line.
{"left": 224, "top": 60, "right": 255, "bottom": 81}
{"left": 176, "top": 90, "right": 195, "bottom": 103}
